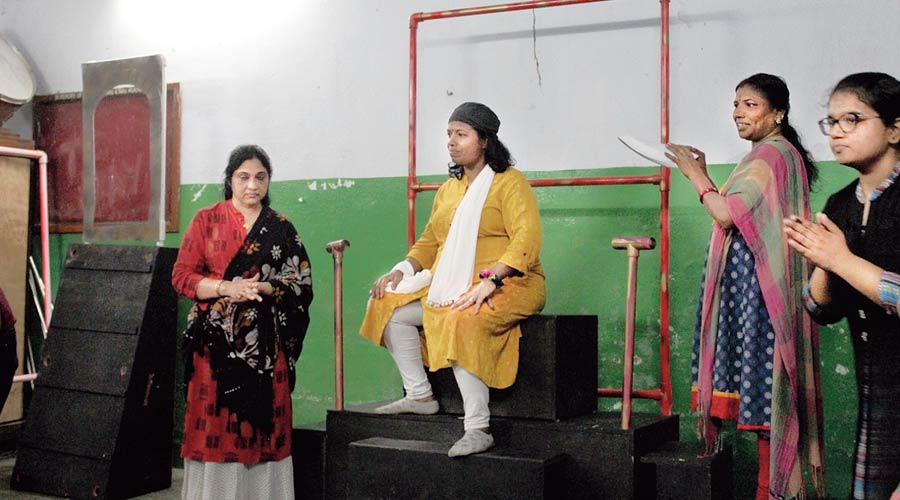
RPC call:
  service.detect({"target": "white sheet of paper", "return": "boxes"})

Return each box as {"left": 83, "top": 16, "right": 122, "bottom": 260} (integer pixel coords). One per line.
{"left": 617, "top": 135, "right": 676, "bottom": 169}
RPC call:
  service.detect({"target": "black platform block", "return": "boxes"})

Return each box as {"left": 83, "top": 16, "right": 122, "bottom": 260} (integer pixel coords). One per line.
{"left": 325, "top": 402, "right": 678, "bottom": 499}
{"left": 13, "top": 245, "right": 177, "bottom": 500}
{"left": 347, "top": 437, "right": 566, "bottom": 500}
{"left": 293, "top": 423, "right": 326, "bottom": 500}
{"left": 427, "top": 315, "right": 598, "bottom": 421}
{"left": 641, "top": 442, "right": 733, "bottom": 500}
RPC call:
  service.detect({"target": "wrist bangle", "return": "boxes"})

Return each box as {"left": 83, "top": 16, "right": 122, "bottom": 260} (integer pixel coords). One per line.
{"left": 698, "top": 186, "right": 719, "bottom": 204}
{"left": 215, "top": 280, "right": 225, "bottom": 297}
{"left": 479, "top": 269, "right": 504, "bottom": 288}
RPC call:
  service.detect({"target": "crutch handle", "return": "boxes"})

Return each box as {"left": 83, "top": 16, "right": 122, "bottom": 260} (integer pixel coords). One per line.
{"left": 326, "top": 239, "right": 351, "bottom": 255}
{"left": 611, "top": 236, "right": 656, "bottom": 251}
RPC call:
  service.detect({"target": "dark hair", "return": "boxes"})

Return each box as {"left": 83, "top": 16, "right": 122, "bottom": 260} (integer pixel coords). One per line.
{"left": 736, "top": 73, "right": 818, "bottom": 186}
{"left": 448, "top": 128, "right": 515, "bottom": 179}
{"left": 223, "top": 144, "right": 273, "bottom": 206}
{"left": 831, "top": 72, "right": 900, "bottom": 149}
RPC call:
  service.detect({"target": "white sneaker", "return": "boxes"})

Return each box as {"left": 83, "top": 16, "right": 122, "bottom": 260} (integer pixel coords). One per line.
{"left": 447, "top": 430, "right": 494, "bottom": 457}
{"left": 374, "top": 397, "right": 439, "bottom": 415}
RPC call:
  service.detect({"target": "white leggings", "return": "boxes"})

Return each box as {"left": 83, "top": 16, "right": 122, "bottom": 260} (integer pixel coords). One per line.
{"left": 383, "top": 301, "right": 490, "bottom": 430}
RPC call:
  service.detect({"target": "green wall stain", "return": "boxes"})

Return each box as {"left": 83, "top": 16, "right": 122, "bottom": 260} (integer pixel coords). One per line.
{"left": 35, "top": 163, "right": 860, "bottom": 497}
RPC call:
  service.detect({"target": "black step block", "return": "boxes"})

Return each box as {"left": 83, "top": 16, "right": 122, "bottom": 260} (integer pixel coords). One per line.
{"left": 12, "top": 244, "right": 177, "bottom": 500}
{"left": 325, "top": 403, "right": 678, "bottom": 500}
{"left": 348, "top": 437, "right": 566, "bottom": 500}
{"left": 428, "top": 315, "right": 598, "bottom": 421}
{"left": 641, "top": 442, "right": 733, "bottom": 500}
{"left": 293, "top": 422, "right": 326, "bottom": 500}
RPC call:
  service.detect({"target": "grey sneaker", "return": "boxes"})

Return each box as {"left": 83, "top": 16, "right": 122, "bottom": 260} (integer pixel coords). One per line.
{"left": 447, "top": 430, "right": 494, "bottom": 457}
{"left": 374, "top": 397, "right": 439, "bottom": 415}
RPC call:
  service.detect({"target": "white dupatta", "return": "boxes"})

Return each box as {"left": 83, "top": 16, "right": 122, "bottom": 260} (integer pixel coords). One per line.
{"left": 385, "top": 167, "right": 495, "bottom": 306}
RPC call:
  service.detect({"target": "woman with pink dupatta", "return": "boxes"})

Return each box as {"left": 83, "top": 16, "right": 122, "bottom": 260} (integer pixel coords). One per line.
{"left": 666, "top": 74, "right": 825, "bottom": 500}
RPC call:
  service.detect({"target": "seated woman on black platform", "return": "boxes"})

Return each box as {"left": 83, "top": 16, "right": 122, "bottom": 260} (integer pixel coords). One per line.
{"left": 784, "top": 72, "right": 900, "bottom": 500}
{"left": 359, "top": 102, "right": 545, "bottom": 457}
{"left": 172, "top": 144, "right": 313, "bottom": 500}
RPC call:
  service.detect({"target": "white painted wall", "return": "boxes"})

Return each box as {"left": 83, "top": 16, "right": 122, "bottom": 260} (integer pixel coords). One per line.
{"left": 1, "top": 0, "right": 898, "bottom": 183}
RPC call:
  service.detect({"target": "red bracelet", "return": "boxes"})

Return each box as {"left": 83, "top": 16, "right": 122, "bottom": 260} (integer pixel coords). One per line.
{"left": 698, "top": 186, "right": 719, "bottom": 204}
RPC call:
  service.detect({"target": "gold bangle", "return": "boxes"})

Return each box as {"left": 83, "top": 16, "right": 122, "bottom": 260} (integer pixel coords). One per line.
{"left": 215, "top": 280, "right": 224, "bottom": 297}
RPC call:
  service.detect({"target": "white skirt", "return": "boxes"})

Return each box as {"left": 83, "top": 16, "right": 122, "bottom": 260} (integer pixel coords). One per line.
{"left": 181, "top": 456, "right": 295, "bottom": 500}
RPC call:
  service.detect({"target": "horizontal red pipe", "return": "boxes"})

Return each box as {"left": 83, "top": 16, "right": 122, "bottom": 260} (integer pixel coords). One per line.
{"left": 411, "top": 174, "right": 662, "bottom": 193}
{"left": 597, "top": 387, "right": 664, "bottom": 401}
{"left": 411, "top": 0, "right": 610, "bottom": 25}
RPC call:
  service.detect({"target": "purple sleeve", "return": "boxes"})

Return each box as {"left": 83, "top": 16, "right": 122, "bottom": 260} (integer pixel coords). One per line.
{"left": 0, "top": 289, "right": 16, "bottom": 336}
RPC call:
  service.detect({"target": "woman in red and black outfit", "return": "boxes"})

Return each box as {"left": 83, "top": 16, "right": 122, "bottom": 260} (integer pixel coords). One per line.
{"left": 172, "top": 145, "right": 312, "bottom": 500}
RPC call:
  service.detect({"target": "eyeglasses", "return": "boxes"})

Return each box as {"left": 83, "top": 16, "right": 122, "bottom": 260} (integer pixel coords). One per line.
{"left": 818, "top": 113, "right": 880, "bottom": 135}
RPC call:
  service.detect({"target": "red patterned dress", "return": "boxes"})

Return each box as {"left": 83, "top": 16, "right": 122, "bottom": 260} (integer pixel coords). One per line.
{"left": 172, "top": 200, "right": 312, "bottom": 465}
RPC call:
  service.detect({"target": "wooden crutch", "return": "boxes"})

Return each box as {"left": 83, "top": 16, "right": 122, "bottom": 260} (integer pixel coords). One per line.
{"left": 611, "top": 236, "right": 656, "bottom": 430}
{"left": 325, "top": 239, "right": 351, "bottom": 411}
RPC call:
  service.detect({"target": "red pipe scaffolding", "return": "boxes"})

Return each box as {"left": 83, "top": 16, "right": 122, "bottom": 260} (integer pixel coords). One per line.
{"left": 406, "top": 0, "right": 673, "bottom": 416}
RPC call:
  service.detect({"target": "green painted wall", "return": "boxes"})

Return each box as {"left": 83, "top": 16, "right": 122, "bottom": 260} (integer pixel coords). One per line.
{"left": 39, "top": 163, "right": 859, "bottom": 498}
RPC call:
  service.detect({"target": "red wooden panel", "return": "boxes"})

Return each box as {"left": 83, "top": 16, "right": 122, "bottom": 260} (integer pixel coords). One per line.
{"left": 33, "top": 83, "right": 180, "bottom": 233}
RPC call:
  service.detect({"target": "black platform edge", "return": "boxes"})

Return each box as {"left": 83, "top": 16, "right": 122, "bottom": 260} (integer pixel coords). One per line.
{"left": 325, "top": 401, "right": 679, "bottom": 500}
{"left": 293, "top": 423, "right": 326, "bottom": 500}
{"left": 641, "top": 441, "right": 734, "bottom": 500}
{"left": 347, "top": 437, "right": 568, "bottom": 500}
{"left": 429, "top": 314, "right": 598, "bottom": 421}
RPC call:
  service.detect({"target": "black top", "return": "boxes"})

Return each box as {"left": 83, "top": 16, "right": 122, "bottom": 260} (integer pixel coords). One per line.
{"left": 817, "top": 179, "right": 900, "bottom": 385}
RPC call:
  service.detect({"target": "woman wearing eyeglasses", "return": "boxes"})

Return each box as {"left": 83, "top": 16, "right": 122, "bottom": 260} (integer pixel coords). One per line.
{"left": 666, "top": 73, "right": 825, "bottom": 500}
{"left": 784, "top": 72, "right": 900, "bottom": 500}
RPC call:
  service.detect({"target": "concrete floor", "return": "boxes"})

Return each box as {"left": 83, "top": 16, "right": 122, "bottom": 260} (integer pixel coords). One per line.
{"left": 0, "top": 451, "right": 183, "bottom": 500}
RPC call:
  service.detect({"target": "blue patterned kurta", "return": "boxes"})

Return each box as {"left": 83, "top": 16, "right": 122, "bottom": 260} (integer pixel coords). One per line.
{"left": 691, "top": 232, "right": 775, "bottom": 430}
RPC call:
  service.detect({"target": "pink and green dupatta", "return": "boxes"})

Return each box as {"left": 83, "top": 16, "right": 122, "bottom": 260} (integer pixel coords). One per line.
{"left": 695, "top": 138, "right": 825, "bottom": 499}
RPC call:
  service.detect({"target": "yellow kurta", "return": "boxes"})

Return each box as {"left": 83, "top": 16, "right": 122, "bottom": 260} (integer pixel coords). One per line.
{"left": 359, "top": 168, "right": 545, "bottom": 388}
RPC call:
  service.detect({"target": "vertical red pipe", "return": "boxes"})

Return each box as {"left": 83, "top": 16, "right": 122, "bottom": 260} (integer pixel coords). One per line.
{"left": 407, "top": 16, "right": 420, "bottom": 249}
{"left": 658, "top": 0, "right": 673, "bottom": 416}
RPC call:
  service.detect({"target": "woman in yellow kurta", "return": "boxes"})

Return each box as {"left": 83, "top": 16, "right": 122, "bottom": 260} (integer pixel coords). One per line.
{"left": 360, "top": 102, "right": 545, "bottom": 457}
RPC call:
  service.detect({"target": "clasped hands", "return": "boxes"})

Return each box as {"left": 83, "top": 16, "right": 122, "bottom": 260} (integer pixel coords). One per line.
{"left": 783, "top": 212, "right": 850, "bottom": 272}
{"left": 219, "top": 272, "right": 265, "bottom": 303}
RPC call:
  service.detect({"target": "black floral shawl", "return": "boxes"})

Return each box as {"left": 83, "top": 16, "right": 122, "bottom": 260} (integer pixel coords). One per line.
{"left": 183, "top": 207, "right": 312, "bottom": 434}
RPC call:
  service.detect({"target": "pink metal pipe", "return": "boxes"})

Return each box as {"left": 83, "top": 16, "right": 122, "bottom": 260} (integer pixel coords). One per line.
{"left": 412, "top": 174, "right": 663, "bottom": 193}
{"left": 410, "top": 0, "right": 610, "bottom": 23}
{"left": 326, "top": 239, "right": 351, "bottom": 411}
{"left": 0, "top": 146, "right": 52, "bottom": 325}
{"left": 405, "top": 0, "right": 674, "bottom": 419}
{"left": 408, "top": 0, "right": 614, "bottom": 248}
{"left": 12, "top": 373, "right": 37, "bottom": 383}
